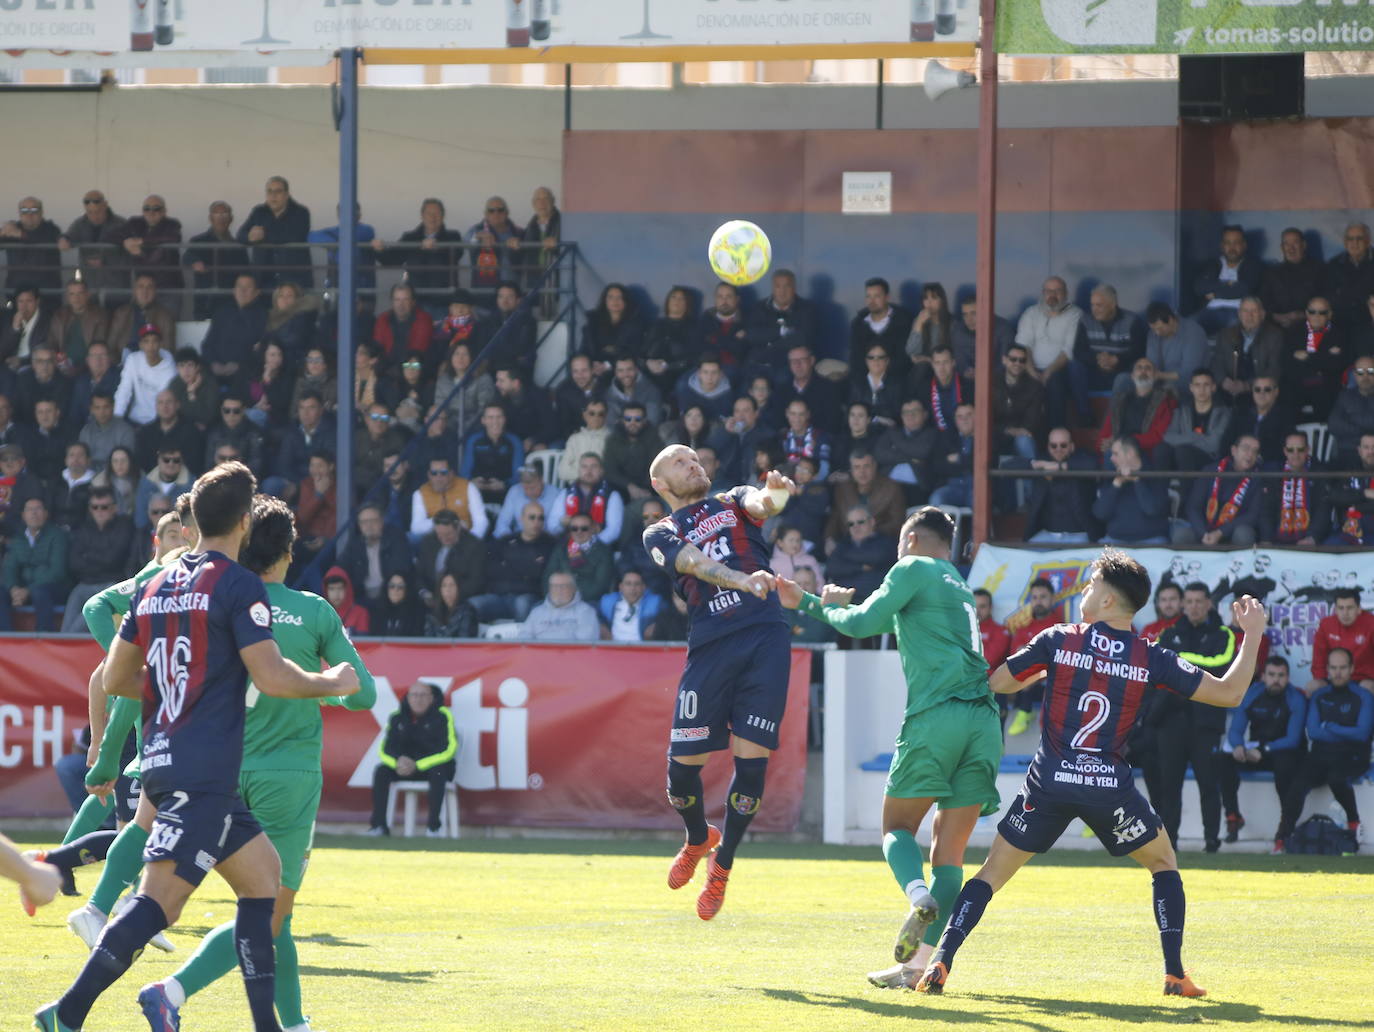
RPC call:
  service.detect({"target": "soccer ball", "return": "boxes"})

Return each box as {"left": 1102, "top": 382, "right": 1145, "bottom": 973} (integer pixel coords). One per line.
{"left": 708, "top": 220, "right": 772, "bottom": 287}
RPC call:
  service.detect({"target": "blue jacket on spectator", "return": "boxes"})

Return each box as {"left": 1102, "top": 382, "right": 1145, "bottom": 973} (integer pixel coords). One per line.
{"left": 1306, "top": 683, "right": 1374, "bottom": 749}
{"left": 1092, "top": 466, "right": 1170, "bottom": 543}
{"left": 598, "top": 589, "right": 661, "bottom": 638}
{"left": 461, "top": 429, "right": 523, "bottom": 484}
{"left": 1226, "top": 682, "right": 1307, "bottom": 751}
{"left": 274, "top": 413, "right": 338, "bottom": 485}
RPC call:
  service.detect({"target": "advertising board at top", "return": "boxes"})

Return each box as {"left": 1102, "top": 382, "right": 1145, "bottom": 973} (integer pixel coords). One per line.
{"left": 1000, "top": 0, "right": 1374, "bottom": 55}
{"left": 0, "top": 0, "right": 977, "bottom": 67}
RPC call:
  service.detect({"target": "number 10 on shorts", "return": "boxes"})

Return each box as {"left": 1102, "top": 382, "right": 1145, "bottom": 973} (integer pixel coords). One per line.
{"left": 677, "top": 690, "right": 698, "bottom": 721}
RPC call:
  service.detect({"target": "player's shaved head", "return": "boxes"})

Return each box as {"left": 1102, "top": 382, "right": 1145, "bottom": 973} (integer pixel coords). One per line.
{"left": 650, "top": 444, "right": 709, "bottom": 505}
{"left": 901, "top": 506, "right": 954, "bottom": 552}
{"left": 241, "top": 495, "right": 297, "bottom": 575}
{"left": 1091, "top": 549, "right": 1152, "bottom": 615}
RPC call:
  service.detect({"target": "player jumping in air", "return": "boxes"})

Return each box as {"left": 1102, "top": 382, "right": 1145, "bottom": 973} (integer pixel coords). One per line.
{"left": 777, "top": 507, "right": 1002, "bottom": 988}
{"left": 915, "top": 549, "right": 1267, "bottom": 999}
{"left": 35, "top": 463, "right": 359, "bottom": 1032}
{"left": 644, "top": 444, "right": 794, "bottom": 920}
{"left": 138, "top": 494, "right": 377, "bottom": 1032}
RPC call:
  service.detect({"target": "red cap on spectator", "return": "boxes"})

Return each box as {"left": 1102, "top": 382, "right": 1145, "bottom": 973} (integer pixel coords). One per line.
{"left": 138, "top": 323, "right": 161, "bottom": 339}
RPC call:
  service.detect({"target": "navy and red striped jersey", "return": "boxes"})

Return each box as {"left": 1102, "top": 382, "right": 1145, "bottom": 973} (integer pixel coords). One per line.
{"left": 116, "top": 549, "right": 274, "bottom": 796}
{"left": 1006, "top": 621, "right": 1204, "bottom": 797}
{"left": 643, "top": 485, "right": 783, "bottom": 647}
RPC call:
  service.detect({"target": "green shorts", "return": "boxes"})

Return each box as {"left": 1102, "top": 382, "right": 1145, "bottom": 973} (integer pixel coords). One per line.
{"left": 238, "top": 769, "right": 323, "bottom": 892}
{"left": 885, "top": 697, "right": 1002, "bottom": 815}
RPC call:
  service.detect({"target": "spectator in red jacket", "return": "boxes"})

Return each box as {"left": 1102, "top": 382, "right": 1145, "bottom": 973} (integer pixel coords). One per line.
{"left": 1308, "top": 587, "right": 1374, "bottom": 694}
{"left": 974, "top": 587, "right": 1010, "bottom": 669}
{"left": 323, "top": 564, "right": 370, "bottom": 634}
{"left": 373, "top": 281, "right": 434, "bottom": 369}
{"left": 1138, "top": 581, "right": 1182, "bottom": 642}
{"left": 1006, "top": 578, "right": 1059, "bottom": 735}
{"left": 1097, "top": 355, "right": 1176, "bottom": 460}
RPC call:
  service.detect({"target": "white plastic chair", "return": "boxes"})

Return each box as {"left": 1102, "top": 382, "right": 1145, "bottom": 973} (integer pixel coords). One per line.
{"left": 525, "top": 448, "right": 564, "bottom": 488}
{"left": 1297, "top": 421, "right": 1335, "bottom": 464}
{"left": 385, "top": 780, "right": 460, "bottom": 839}
{"left": 480, "top": 621, "right": 522, "bottom": 640}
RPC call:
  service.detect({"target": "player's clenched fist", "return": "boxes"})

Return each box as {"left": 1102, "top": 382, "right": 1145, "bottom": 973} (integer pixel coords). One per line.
{"left": 1231, "top": 595, "right": 1267, "bottom": 634}
{"left": 741, "top": 570, "right": 775, "bottom": 599}
{"left": 324, "top": 662, "right": 362, "bottom": 696}
{"left": 821, "top": 584, "right": 855, "bottom": 608}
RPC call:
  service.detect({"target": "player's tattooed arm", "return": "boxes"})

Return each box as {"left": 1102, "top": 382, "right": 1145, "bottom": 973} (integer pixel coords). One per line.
{"left": 674, "top": 542, "right": 775, "bottom": 599}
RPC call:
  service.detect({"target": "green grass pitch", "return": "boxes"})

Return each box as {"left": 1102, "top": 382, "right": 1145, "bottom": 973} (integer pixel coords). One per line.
{"left": 3, "top": 833, "right": 1372, "bottom": 1031}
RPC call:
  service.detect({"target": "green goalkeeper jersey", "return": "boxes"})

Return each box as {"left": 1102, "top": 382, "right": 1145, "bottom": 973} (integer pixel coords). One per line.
{"left": 800, "top": 554, "right": 995, "bottom": 720}
{"left": 240, "top": 581, "right": 378, "bottom": 773}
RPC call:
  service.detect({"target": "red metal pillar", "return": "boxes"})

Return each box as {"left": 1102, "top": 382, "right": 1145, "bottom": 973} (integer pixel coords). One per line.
{"left": 971, "top": 0, "right": 999, "bottom": 553}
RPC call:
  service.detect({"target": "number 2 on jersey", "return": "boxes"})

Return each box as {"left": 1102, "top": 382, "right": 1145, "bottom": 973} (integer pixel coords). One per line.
{"left": 1071, "top": 689, "right": 1111, "bottom": 751}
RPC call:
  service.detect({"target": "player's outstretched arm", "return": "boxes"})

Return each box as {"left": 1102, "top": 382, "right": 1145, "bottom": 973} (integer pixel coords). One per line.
{"left": 792, "top": 566, "right": 912, "bottom": 639}
{"left": 673, "top": 541, "right": 775, "bottom": 599}
{"left": 1190, "top": 596, "right": 1268, "bottom": 709}
{"left": 242, "top": 639, "right": 361, "bottom": 699}
{"left": 741, "top": 469, "right": 798, "bottom": 521}
{"left": 990, "top": 662, "right": 1037, "bottom": 695}
{"left": 319, "top": 604, "right": 378, "bottom": 711}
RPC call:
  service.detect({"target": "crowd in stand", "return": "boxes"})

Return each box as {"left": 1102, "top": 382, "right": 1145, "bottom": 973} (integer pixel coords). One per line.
{"left": 6, "top": 186, "right": 1374, "bottom": 644}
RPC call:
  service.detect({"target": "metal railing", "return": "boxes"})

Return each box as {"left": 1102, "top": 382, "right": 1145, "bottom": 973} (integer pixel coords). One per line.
{"left": 0, "top": 239, "right": 580, "bottom": 339}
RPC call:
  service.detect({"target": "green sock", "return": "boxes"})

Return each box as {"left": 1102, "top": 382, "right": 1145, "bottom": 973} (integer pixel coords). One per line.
{"left": 61, "top": 794, "right": 115, "bottom": 845}
{"left": 274, "top": 915, "right": 304, "bottom": 1028}
{"left": 88, "top": 822, "right": 148, "bottom": 915}
{"left": 924, "top": 864, "right": 965, "bottom": 946}
{"left": 882, "top": 830, "right": 925, "bottom": 898}
{"left": 173, "top": 920, "right": 239, "bottom": 998}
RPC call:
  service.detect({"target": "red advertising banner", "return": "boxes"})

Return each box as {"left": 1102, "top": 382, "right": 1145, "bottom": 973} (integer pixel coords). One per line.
{"left": 0, "top": 638, "right": 811, "bottom": 832}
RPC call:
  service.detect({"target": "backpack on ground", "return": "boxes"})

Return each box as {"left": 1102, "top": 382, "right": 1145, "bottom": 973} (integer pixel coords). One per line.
{"left": 1284, "top": 814, "right": 1357, "bottom": 855}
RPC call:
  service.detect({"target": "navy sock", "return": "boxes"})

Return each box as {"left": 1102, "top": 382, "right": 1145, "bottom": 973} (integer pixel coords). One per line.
{"left": 44, "top": 830, "right": 118, "bottom": 872}
{"left": 57, "top": 894, "right": 167, "bottom": 1029}
{"left": 1152, "top": 870, "right": 1186, "bottom": 979}
{"left": 667, "top": 759, "right": 709, "bottom": 845}
{"left": 235, "top": 897, "right": 281, "bottom": 1032}
{"left": 931, "top": 877, "right": 994, "bottom": 973}
{"left": 716, "top": 756, "right": 768, "bottom": 870}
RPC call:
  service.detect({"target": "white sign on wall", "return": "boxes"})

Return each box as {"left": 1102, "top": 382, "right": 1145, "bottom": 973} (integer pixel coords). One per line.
{"left": 842, "top": 171, "right": 893, "bottom": 214}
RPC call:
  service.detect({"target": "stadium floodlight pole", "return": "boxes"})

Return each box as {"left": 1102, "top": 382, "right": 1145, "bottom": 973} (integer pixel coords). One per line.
{"left": 335, "top": 46, "right": 361, "bottom": 536}
{"left": 971, "top": 0, "right": 998, "bottom": 553}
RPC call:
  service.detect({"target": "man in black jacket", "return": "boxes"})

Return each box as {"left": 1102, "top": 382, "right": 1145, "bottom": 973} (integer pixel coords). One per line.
{"left": 59, "top": 485, "right": 134, "bottom": 632}
{"left": 237, "top": 175, "right": 312, "bottom": 288}
{"left": 1022, "top": 428, "right": 1098, "bottom": 544}
{"left": 742, "top": 269, "right": 819, "bottom": 375}
{"left": 826, "top": 506, "right": 895, "bottom": 603}
{"left": 1156, "top": 583, "right": 1234, "bottom": 852}
{"left": 849, "top": 277, "right": 914, "bottom": 382}
{"left": 372, "top": 198, "right": 464, "bottom": 302}
{"left": 340, "top": 504, "right": 415, "bottom": 613}
{"left": 415, "top": 509, "right": 487, "bottom": 603}
{"left": 469, "top": 500, "right": 554, "bottom": 623}
{"left": 368, "top": 682, "right": 457, "bottom": 837}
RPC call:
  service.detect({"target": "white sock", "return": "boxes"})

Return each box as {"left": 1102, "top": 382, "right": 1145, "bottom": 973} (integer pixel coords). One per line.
{"left": 906, "top": 942, "right": 935, "bottom": 971}
{"left": 162, "top": 977, "right": 187, "bottom": 1009}
{"left": 283, "top": 1024, "right": 312, "bottom": 1032}
{"left": 903, "top": 879, "right": 929, "bottom": 906}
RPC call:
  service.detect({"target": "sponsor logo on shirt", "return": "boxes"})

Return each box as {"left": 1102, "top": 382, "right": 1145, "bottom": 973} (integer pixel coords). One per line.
{"left": 250, "top": 602, "right": 270, "bottom": 627}
{"left": 1090, "top": 628, "right": 1125, "bottom": 657}
{"left": 686, "top": 509, "right": 738, "bottom": 544}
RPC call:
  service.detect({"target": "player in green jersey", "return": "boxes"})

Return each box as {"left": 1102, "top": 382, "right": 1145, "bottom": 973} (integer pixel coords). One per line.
{"left": 137, "top": 494, "right": 377, "bottom": 1032}
{"left": 778, "top": 507, "right": 1002, "bottom": 989}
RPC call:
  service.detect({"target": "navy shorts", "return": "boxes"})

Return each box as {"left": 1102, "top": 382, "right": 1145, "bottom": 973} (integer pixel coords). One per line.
{"left": 142, "top": 790, "right": 263, "bottom": 887}
{"left": 669, "top": 621, "right": 792, "bottom": 756}
{"left": 998, "top": 782, "right": 1163, "bottom": 858}
{"left": 113, "top": 772, "right": 140, "bottom": 825}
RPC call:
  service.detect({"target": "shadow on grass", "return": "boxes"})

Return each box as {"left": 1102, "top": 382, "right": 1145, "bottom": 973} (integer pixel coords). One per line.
{"left": 297, "top": 932, "right": 370, "bottom": 949}
{"left": 759, "top": 987, "right": 1374, "bottom": 1029}
{"left": 298, "top": 965, "right": 437, "bottom": 984}
{"left": 311, "top": 834, "right": 1374, "bottom": 873}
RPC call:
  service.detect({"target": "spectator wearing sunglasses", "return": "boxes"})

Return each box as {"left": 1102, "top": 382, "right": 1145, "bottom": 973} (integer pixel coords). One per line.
{"left": 113, "top": 194, "right": 183, "bottom": 290}
{"left": 1, "top": 196, "right": 62, "bottom": 292}
{"left": 61, "top": 485, "right": 134, "bottom": 632}
{"left": 1223, "top": 376, "right": 1292, "bottom": 464}
{"left": 60, "top": 191, "right": 127, "bottom": 295}
{"left": 1283, "top": 295, "right": 1347, "bottom": 421}
{"left": 603, "top": 402, "right": 659, "bottom": 502}
{"left": 468, "top": 195, "right": 521, "bottom": 292}
{"left": 1328, "top": 352, "right": 1374, "bottom": 469}
{"left": 132, "top": 447, "right": 190, "bottom": 530}
{"left": 410, "top": 459, "right": 488, "bottom": 540}
{"left": 1322, "top": 220, "right": 1374, "bottom": 333}
{"left": 1023, "top": 427, "right": 1098, "bottom": 545}
{"left": 1261, "top": 431, "right": 1329, "bottom": 548}
{"left": 203, "top": 394, "right": 264, "bottom": 477}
